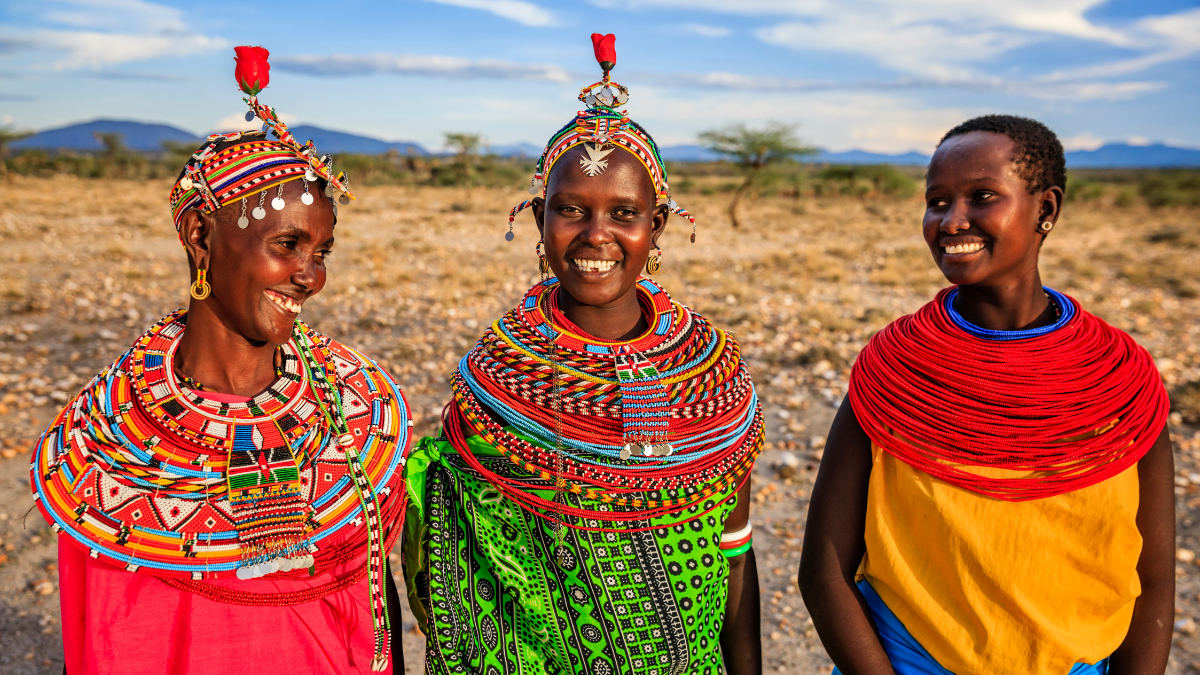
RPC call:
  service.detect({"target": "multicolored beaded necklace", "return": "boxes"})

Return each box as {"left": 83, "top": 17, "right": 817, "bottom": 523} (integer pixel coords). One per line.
{"left": 32, "top": 312, "right": 410, "bottom": 670}
{"left": 446, "top": 277, "right": 763, "bottom": 536}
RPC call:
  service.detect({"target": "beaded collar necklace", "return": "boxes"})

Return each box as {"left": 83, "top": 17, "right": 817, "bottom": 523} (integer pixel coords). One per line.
{"left": 944, "top": 286, "right": 1075, "bottom": 341}
{"left": 449, "top": 276, "right": 763, "bottom": 536}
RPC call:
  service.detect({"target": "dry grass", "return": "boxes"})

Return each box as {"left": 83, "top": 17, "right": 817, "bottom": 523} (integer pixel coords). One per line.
{"left": 0, "top": 176, "right": 1199, "bottom": 672}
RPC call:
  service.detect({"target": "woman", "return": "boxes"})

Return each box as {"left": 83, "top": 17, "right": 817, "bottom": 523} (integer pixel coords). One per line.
{"left": 401, "top": 34, "right": 763, "bottom": 675}
{"left": 31, "top": 47, "right": 411, "bottom": 674}
{"left": 799, "top": 115, "right": 1174, "bottom": 675}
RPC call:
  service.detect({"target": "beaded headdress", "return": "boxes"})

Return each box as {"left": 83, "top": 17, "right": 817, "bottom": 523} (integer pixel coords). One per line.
{"left": 506, "top": 33, "right": 697, "bottom": 242}
{"left": 169, "top": 46, "right": 354, "bottom": 234}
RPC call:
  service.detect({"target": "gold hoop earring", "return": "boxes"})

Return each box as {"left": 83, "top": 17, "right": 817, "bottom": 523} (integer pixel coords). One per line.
{"left": 536, "top": 241, "right": 551, "bottom": 279}
{"left": 190, "top": 268, "right": 211, "bottom": 300}
{"left": 645, "top": 248, "right": 662, "bottom": 275}
{"left": 1038, "top": 221, "right": 1054, "bottom": 233}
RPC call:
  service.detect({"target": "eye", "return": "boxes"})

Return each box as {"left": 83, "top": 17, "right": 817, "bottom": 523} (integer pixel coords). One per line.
{"left": 926, "top": 197, "right": 948, "bottom": 208}
{"left": 316, "top": 248, "right": 333, "bottom": 259}
{"left": 974, "top": 190, "right": 996, "bottom": 202}
{"left": 277, "top": 237, "right": 298, "bottom": 249}
{"left": 613, "top": 207, "right": 639, "bottom": 219}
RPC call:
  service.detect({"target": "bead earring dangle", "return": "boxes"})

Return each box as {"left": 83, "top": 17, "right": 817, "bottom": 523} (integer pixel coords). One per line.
{"left": 190, "top": 268, "right": 211, "bottom": 300}
{"left": 252, "top": 191, "right": 267, "bottom": 220}
{"left": 237, "top": 197, "right": 250, "bottom": 229}
{"left": 645, "top": 247, "right": 662, "bottom": 275}
{"left": 537, "top": 241, "right": 551, "bottom": 280}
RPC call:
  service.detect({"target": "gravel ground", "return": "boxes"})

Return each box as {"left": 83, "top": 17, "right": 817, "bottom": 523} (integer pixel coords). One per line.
{"left": 0, "top": 176, "right": 1197, "bottom": 673}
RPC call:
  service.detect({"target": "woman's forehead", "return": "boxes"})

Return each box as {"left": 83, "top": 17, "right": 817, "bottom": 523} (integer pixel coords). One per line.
{"left": 548, "top": 144, "right": 657, "bottom": 197}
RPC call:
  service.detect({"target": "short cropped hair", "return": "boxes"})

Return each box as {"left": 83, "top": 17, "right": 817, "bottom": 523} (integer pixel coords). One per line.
{"left": 938, "top": 115, "right": 1066, "bottom": 194}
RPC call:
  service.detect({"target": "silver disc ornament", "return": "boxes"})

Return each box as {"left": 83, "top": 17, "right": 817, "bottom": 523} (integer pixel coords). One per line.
{"left": 271, "top": 197, "right": 285, "bottom": 211}
{"left": 252, "top": 206, "right": 267, "bottom": 220}
{"left": 301, "top": 192, "right": 314, "bottom": 206}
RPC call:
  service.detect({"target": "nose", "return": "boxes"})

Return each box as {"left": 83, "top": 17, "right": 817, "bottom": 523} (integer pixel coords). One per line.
{"left": 291, "top": 252, "right": 321, "bottom": 291}
{"left": 576, "top": 210, "right": 616, "bottom": 247}
{"left": 939, "top": 198, "right": 971, "bottom": 235}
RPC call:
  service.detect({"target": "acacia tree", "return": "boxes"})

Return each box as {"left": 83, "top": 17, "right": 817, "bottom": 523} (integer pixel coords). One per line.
{"left": 698, "top": 122, "right": 816, "bottom": 228}
{"left": 443, "top": 132, "right": 484, "bottom": 189}
{"left": 0, "top": 126, "right": 32, "bottom": 180}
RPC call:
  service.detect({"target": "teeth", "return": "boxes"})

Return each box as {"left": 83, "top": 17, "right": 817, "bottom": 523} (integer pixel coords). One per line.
{"left": 266, "top": 291, "right": 303, "bottom": 314}
{"left": 572, "top": 259, "right": 616, "bottom": 272}
{"left": 943, "top": 242, "right": 985, "bottom": 255}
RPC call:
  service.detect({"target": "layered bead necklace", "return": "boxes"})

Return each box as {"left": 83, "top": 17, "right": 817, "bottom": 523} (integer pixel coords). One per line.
{"left": 446, "top": 277, "right": 763, "bottom": 535}
{"left": 32, "top": 311, "right": 410, "bottom": 670}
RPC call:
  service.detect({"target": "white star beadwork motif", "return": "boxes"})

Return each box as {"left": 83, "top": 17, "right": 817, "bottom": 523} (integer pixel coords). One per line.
{"left": 579, "top": 143, "right": 614, "bottom": 177}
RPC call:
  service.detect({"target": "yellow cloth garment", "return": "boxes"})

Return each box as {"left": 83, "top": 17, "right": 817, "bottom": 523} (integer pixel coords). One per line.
{"left": 859, "top": 442, "right": 1142, "bottom": 675}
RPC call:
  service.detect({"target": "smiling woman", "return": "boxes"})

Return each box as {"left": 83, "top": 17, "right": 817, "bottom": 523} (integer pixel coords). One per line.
{"left": 800, "top": 115, "right": 1175, "bottom": 675}
{"left": 31, "top": 48, "right": 412, "bottom": 675}
{"left": 400, "top": 33, "right": 764, "bottom": 675}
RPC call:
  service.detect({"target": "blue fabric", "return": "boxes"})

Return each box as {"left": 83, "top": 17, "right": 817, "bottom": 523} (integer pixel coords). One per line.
{"left": 944, "top": 286, "right": 1075, "bottom": 341}
{"left": 830, "top": 580, "right": 1109, "bottom": 675}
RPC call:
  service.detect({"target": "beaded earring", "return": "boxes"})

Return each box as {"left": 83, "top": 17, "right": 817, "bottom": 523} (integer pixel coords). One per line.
{"left": 537, "top": 241, "right": 551, "bottom": 280}
{"left": 190, "top": 268, "right": 211, "bottom": 300}
{"left": 645, "top": 247, "right": 662, "bottom": 275}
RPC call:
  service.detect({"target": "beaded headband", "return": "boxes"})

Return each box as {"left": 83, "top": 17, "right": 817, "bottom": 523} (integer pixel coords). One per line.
{"left": 169, "top": 46, "right": 355, "bottom": 233}
{"left": 506, "top": 33, "right": 697, "bottom": 243}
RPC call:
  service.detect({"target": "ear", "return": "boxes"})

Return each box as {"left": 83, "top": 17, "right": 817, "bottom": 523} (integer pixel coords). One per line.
{"left": 649, "top": 203, "right": 669, "bottom": 248}
{"left": 1039, "top": 186, "right": 1064, "bottom": 228}
{"left": 178, "top": 209, "right": 215, "bottom": 272}
{"left": 531, "top": 197, "right": 546, "bottom": 240}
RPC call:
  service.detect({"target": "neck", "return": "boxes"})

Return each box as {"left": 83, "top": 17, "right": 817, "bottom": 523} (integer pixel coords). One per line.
{"left": 174, "top": 300, "right": 280, "bottom": 397}
{"left": 557, "top": 286, "right": 648, "bottom": 341}
{"left": 953, "top": 272, "right": 1057, "bottom": 332}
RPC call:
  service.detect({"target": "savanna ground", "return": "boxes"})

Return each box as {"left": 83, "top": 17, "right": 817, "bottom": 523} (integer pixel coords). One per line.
{"left": 0, "top": 175, "right": 1199, "bottom": 673}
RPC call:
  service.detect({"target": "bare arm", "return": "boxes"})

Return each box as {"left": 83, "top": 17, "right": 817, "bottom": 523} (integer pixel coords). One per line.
{"left": 385, "top": 560, "right": 407, "bottom": 675}
{"left": 798, "top": 398, "right": 895, "bottom": 675}
{"left": 1108, "top": 424, "right": 1175, "bottom": 675}
{"left": 720, "top": 477, "right": 762, "bottom": 675}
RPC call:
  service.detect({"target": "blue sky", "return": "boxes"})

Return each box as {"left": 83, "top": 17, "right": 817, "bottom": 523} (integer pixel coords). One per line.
{"left": 1, "top": 0, "right": 1197, "bottom": 153}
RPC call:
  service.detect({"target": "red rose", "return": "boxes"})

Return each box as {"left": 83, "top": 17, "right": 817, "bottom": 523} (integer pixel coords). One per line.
{"left": 590, "top": 33, "right": 616, "bottom": 72}
{"left": 234, "top": 46, "right": 270, "bottom": 96}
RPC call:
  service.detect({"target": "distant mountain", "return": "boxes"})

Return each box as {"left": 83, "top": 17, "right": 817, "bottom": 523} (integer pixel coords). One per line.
{"left": 11, "top": 119, "right": 201, "bottom": 152}
{"left": 811, "top": 149, "right": 930, "bottom": 165}
{"left": 1065, "top": 143, "right": 1200, "bottom": 168}
{"left": 284, "top": 125, "right": 427, "bottom": 156}
{"left": 11, "top": 120, "right": 1199, "bottom": 167}
{"left": 488, "top": 142, "right": 543, "bottom": 158}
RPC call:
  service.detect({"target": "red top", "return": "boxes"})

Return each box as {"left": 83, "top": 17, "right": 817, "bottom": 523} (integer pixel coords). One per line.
{"left": 58, "top": 537, "right": 386, "bottom": 674}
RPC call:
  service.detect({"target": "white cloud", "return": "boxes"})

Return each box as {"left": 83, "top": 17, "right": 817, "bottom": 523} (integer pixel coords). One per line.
{"left": 31, "top": 30, "right": 226, "bottom": 69}
{"left": 0, "top": 0, "right": 226, "bottom": 70}
{"left": 276, "top": 53, "right": 573, "bottom": 82}
{"left": 1060, "top": 132, "right": 1105, "bottom": 151}
{"left": 420, "top": 0, "right": 556, "bottom": 27}
{"left": 214, "top": 111, "right": 297, "bottom": 133}
{"left": 679, "top": 23, "right": 731, "bottom": 38}
{"left": 595, "top": 0, "right": 1197, "bottom": 86}
{"left": 1126, "top": 135, "right": 1152, "bottom": 147}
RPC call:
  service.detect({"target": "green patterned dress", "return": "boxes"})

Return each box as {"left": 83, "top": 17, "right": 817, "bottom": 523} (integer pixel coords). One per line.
{"left": 403, "top": 434, "right": 740, "bottom": 675}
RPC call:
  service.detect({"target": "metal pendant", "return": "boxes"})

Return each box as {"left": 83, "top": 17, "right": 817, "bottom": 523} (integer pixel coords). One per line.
{"left": 504, "top": 231, "right": 515, "bottom": 242}
{"left": 301, "top": 192, "right": 314, "bottom": 206}
{"left": 244, "top": 110, "right": 255, "bottom": 122}
{"left": 339, "top": 194, "right": 350, "bottom": 205}
{"left": 620, "top": 444, "right": 633, "bottom": 461}
{"left": 252, "top": 206, "right": 267, "bottom": 220}
{"left": 179, "top": 177, "right": 193, "bottom": 191}
{"left": 271, "top": 197, "right": 285, "bottom": 211}
{"left": 237, "top": 216, "right": 249, "bottom": 229}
